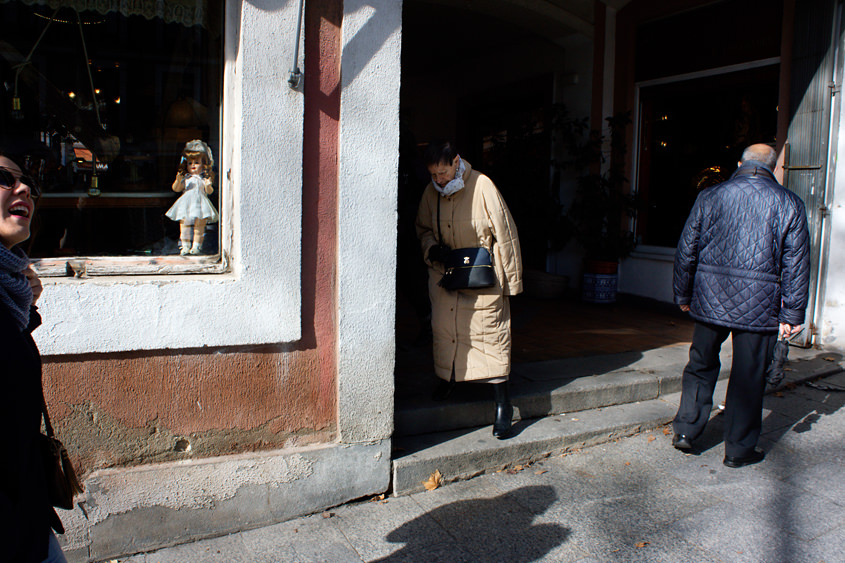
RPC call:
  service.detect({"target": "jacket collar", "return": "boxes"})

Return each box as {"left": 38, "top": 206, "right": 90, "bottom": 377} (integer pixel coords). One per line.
{"left": 731, "top": 161, "right": 777, "bottom": 182}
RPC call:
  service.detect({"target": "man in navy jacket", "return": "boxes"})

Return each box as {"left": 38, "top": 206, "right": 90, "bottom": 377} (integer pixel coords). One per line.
{"left": 672, "top": 143, "right": 810, "bottom": 468}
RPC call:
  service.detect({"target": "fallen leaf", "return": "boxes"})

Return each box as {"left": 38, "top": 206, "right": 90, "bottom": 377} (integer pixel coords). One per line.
{"left": 514, "top": 465, "right": 524, "bottom": 471}
{"left": 784, "top": 367, "right": 794, "bottom": 371}
{"left": 571, "top": 418, "right": 580, "bottom": 421}
{"left": 662, "top": 427, "right": 671, "bottom": 435}
{"left": 647, "top": 435, "right": 656, "bottom": 443}
{"left": 322, "top": 511, "right": 334, "bottom": 519}
{"left": 774, "top": 391, "right": 784, "bottom": 397}
{"left": 423, "top": 469, "right": 443, "bottom": 491}
{"left": 506, "top": 468, "right": 518, "bottom": 475}
{"left": 535, "top": 470, "right": 548, "bottom": 475}
{"left": 625, "top": 461, "right": 631, "bottom": 466}
{"left": 380, "top": 499, "right": 389, "bottom": 504}
{"left": 824, "top": 356, "right": 836, "bottom": 362}
{"left": 635, "top": 541, "right": 650, "bottom": 548}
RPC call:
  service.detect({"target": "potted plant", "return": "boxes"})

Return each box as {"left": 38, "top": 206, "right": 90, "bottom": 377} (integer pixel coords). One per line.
{"left": 554, "top": 111, "right": 637, "bottom": 303}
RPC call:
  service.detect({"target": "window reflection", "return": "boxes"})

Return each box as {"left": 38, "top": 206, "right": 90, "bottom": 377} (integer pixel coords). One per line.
{"left": 0, "top": 1, "right": 223, "bottom": 258}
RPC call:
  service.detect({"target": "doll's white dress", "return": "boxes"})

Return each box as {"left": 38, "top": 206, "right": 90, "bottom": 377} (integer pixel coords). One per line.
{"left": 165, "top": 175, "right": 219, "bottom": 225}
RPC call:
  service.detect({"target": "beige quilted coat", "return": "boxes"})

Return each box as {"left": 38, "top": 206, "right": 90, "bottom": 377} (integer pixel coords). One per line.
{"left": 416, "top": 161, "right": 523, "bottom": 382}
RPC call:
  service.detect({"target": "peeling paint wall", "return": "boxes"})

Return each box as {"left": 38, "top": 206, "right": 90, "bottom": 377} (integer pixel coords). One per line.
{"left": 42, "top": 348, "right": 336, "bottom": 475}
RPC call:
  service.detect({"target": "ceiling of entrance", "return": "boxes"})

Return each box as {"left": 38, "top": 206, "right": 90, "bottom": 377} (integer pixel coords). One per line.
{"left": 408, "top": 0, "right": 634, "bottom": 41}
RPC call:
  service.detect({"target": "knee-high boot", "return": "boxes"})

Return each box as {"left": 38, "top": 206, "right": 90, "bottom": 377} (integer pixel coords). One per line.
{"left": 492, "top": 382, "right": 513, "bottom": 439}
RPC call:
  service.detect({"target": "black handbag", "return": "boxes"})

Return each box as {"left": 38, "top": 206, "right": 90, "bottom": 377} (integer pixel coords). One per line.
{"left": 436, "top": 198, "right": 496, "bottom": 290}
{"left": 39, "top": 396, "right": 84, "bottom": 511}
{"left": 439, "top": 247, "right": 496, "bottom": 290}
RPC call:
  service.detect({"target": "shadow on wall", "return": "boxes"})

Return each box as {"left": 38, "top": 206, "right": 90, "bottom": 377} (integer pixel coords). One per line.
{"left": 374, "top": 485, "right": 570, "bottom": 562}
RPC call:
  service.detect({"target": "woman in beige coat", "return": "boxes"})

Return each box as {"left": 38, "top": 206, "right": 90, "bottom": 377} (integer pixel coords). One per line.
{"left": 416, "top": 141, "right": 523, "bottom": 438}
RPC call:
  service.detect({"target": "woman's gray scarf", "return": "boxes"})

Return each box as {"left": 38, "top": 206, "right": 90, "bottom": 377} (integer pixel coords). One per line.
{"left": 0, "top": 245, "right": 32, "bottom": 332}
{"left": 434, "top": 157, "right": 466, "bottom": 197}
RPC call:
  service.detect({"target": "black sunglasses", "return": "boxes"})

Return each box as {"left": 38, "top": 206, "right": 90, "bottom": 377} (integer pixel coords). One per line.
{"left": 0, "top": 166, "right": 41, "bottom": 199}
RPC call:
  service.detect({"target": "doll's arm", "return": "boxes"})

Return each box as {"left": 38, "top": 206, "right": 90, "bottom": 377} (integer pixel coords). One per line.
{"left": 172, "top": 173, "right": 185, "bottom": 192}
{"left": 203, "top": 178, "right": 214, "bottom": 194}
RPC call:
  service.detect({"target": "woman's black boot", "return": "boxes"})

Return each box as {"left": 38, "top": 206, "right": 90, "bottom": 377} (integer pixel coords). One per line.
{"left": 492, "top": 382, "right": 513, "bottom": 439}
{"left": 432, "top": 378, "right": 456, "bottom": 401}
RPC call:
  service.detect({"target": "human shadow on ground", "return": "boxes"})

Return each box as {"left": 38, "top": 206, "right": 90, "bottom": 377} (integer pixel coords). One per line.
{"left": 372, "top": 485, "right": 570, "bottom": 563}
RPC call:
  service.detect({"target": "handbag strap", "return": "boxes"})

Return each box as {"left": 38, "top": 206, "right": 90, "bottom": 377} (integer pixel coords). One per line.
{"left": 41, "top": 390, "right": 56, "bottom": 438}
{"left": 436, "top": 196, "right": 443, "bottom": 246}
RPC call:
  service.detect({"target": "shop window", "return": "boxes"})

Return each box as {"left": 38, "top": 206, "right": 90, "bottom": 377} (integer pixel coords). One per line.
{"left": 635, "top": 63, "right": 779, "bottom": 248}
{"left": 0, "top": 1, "right": 224, "bottom": 275}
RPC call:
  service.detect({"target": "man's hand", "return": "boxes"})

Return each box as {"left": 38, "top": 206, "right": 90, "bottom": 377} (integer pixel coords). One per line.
{"left": 679, "top": 304, "right": 690, "bottom": 312}
{"left": 24, "top": 265, "right": 42, "bottom": 305}
{"left": 780, "top": 323, "right": 802, "bottom": 339}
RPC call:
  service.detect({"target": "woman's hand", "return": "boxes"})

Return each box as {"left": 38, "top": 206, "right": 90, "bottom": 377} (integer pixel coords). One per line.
{"left": 24, "top": 265, "right": 42, "bottom": 305}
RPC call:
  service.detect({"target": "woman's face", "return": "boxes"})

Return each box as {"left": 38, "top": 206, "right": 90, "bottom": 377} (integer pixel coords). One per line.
{"left": 187, "top": 157, "right": 205, "bottom": 175}
{"left": 427, "top": 156, "right": 459, "bottom": 188}
{"left": 0, "top": 156, "right": 35, "bottom": 249}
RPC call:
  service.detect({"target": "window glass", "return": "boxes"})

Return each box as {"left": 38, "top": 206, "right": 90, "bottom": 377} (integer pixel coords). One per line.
{"left": 635, "top": 65, "right": 779, "bottom": 247}
{"left": 0, "top": 1, "right": 223, "bottom": 261}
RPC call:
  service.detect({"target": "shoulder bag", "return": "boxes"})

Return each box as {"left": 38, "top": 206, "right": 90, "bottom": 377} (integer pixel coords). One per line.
{"left": 39, "top": 395, "right": 84, "bottom": 511}
{"left": 436, "top": 197, "right": 496, "bottom": 290}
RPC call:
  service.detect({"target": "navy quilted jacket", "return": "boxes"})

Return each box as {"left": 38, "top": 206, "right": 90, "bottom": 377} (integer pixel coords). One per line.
{"left": 673, "top": 161, "right": 810, "bottom": 332}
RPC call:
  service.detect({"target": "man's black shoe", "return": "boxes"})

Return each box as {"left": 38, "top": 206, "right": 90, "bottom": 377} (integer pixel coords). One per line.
{"left": 723, "top": 448, "right": 765, "bottom": 468}
{"left": 672, "top": 434, "right": 694, "bottom": 452}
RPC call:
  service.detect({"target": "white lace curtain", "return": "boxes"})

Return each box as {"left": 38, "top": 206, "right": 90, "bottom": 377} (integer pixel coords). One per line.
{"left": 2, "top": 0, "right": 207, "bottom": 27}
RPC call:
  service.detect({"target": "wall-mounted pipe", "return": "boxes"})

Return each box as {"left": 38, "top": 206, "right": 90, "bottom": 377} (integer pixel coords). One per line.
{"left": 288, "top": 0, "right": 305, "bottom": 89}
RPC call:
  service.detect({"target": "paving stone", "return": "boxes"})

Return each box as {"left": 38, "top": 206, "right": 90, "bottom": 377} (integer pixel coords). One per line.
{"left": 239, "top": 515, "right": 359, "bottom": 563}
{"left": 144, "top": 534, "right": 253, "bottom": 563}
{"left": 785, "top": 461, "right": 845, "bottom": 506}
{"left": 238, "top": 520, "right": 305, "bottom": 563}
{"left": 671, "top": 503, "right": 791, "bottom": 563}
{"left": 369, "top": 541, "right": 477, "bottom": 562}
{"left": 410, "top": 482, "right": 572, "bottom": 562}
{"left": 803, "top": 523, "right": 845, "bottom": 563}
{"left": 332, "top": 495, "right": 449, "bottom": 561}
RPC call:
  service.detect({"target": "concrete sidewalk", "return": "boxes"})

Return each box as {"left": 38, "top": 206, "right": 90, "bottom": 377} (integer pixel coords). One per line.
{"left": 110, "top": 346, "right": 845, "bottom": 563}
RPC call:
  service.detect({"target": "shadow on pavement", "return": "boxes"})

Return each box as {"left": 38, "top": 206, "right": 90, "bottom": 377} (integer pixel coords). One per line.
{"left": 373, "top": 485, "right": 570, "bottom": 562}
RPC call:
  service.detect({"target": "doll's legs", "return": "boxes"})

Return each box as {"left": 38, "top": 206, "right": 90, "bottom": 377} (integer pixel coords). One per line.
{"left": 179, "top": 222, "right": 194, "bottom": 255}
{"left": 190, "top": 219, "right": 208, "bottom": 254}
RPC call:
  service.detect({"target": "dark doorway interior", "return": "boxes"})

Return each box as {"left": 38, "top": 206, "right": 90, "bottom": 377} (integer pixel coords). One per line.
{"left": 636, "top": 64, "right": 780, "bottom": 247}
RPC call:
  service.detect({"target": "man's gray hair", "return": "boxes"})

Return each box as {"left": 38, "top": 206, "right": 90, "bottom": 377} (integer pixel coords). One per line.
{"left": 741, "top": 144, "right": 777, "bottom": 169}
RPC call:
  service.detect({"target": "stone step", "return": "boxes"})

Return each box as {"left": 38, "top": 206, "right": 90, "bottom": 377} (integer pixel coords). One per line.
{"left": 394, "top": 343, "right": 725, "bottom": 438}
{"left": 391, "top": 397, "right": 677, "bottom": 496}
{"left": 390, "top": 342, "right": 844, "bottom": 498}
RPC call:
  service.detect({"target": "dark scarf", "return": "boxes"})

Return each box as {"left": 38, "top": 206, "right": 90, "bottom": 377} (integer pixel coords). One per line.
{"left": 0, "top": 244, "right": 32, "bottom": 332}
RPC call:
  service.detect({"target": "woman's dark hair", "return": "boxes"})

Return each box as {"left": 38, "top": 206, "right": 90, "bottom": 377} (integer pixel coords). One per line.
{"left": 423, "top": 140, "right": 458, "bottom": 167}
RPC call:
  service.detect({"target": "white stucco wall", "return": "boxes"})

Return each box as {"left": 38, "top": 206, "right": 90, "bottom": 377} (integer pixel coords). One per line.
{"left": 619, "top": 246, "right": 676, "bottom": 303}
{"left": 34, "top": 0, "right": 303, "bottom": 355}
{"left": 336, "top": 0, "right": 401, "bottom": 443}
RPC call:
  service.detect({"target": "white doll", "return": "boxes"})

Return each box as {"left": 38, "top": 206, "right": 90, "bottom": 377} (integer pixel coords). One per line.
{"left": 165, "top": 140, "right": 219, "bottom": 255}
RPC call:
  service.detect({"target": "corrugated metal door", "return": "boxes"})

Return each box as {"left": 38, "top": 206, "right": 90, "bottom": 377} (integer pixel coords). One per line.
{"left": 783, "top": 0, "right": 842, "bottom": 346}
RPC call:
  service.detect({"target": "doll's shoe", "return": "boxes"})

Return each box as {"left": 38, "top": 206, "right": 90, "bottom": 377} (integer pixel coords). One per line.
{"left": 190, "top": 242, "right": 203, "bottom": 254}
{"left": 180, "top": 245, "right": 191, "bottom": 256}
